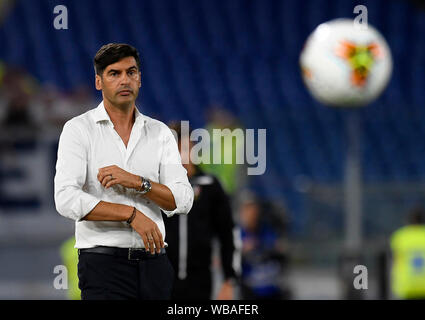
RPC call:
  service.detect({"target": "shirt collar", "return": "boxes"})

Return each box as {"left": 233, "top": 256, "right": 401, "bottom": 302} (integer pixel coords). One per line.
{"left": 92, "top": 101, "right": 145, "bottom": 127}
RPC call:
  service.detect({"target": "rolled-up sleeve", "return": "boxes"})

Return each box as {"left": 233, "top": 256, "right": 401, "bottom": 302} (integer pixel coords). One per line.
{"left": 159, "top": 128, "right": 194, "bottom": 217}
{"left": 54, "top": 120, "right": 100, "bottom": 221}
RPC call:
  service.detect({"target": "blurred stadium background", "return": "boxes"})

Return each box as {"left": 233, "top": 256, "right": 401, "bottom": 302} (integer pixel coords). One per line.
{"left": 0, "top": 0, "right": 424, "bottom": 299}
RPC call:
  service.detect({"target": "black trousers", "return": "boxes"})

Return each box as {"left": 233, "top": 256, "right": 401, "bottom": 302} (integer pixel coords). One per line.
{"left": 78, "top": 251, "right": 175, "bottom": 300}
{"left": 171, "top": 271, "right": 212, "bottom": 300}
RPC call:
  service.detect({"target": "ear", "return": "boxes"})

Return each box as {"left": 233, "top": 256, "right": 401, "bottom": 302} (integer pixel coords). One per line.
{"left": 138, "top": 72, "right": 142, "bottom": 88}
{"left": 95, "top": 74, "right": 102, "bottom": 91}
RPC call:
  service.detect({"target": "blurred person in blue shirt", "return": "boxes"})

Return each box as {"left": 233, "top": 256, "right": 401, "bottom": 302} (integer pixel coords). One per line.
{"left": 238, "top": 194, "right": 291, "bottom": 300}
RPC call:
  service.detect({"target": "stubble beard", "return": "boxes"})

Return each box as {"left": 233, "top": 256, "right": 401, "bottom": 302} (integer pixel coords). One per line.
{"left": 104, "top": 88, "right": 139, "bottom": 112}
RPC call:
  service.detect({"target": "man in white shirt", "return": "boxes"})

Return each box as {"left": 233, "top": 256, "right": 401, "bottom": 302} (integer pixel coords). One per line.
{"left": 54, "top": 43, "right": 194, "bottom": 300}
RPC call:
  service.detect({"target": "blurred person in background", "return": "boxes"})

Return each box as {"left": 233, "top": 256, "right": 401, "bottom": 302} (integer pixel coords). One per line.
{"left": 60, "top": 236, "right": 81, "bottom": 300}
{"left": 390, "top": 206, "right": 425, "bottom": 299}
{"left": 164, "top": 121, "right": 240, "bottom": 300}
{"left": 0, "top": 65, "right": 41, "bottom": 136}
{"left": 200, "top": 105, "right": 247, "bottom": 201}
{"left": 238, "top": 194, "right": 291, "bottom": 300}
{"left": 36, "top": 84, "right": 95, "bottom": 131}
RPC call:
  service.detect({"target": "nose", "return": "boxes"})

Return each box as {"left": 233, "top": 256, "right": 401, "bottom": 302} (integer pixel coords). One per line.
{"left": 119, "top": 72, "right": 131, "bottom": 85}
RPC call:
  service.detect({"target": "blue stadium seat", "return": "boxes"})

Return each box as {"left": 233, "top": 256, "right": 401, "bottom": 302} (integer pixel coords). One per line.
{"left": 0, "top": 0, "right": 424, "bottom": 234}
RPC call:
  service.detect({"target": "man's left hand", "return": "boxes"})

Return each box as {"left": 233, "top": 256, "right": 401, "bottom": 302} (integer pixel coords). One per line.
{"left": 97, "top": 165, "right": 140, "bottom": 190}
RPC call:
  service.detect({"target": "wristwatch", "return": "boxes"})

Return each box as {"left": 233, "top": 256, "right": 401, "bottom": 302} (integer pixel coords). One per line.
{"left": 137, "top": 176, "right": 152, "bottom": 194}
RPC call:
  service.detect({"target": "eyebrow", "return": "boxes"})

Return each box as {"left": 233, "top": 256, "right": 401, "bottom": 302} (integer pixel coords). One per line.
{"left": 107, "top": 66, "right": 138, "bottom": 74}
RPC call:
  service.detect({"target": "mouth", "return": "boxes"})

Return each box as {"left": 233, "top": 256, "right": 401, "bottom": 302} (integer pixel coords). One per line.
{"left": 118, "top": 90, "right": 133, "bottom": 96}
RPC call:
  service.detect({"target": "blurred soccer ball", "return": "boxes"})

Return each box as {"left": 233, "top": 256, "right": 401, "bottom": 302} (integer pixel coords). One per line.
{"left": 300, "top": 19, "right": 392, "bottom": 107}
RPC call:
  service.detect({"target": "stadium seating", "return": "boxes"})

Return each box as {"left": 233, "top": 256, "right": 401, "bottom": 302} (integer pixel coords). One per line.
{"left": 1, "top": 0, "right": 424, "bottom": 234}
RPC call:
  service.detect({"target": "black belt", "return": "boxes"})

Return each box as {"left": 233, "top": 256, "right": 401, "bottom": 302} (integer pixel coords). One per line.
{"left": 78, "top": 246, "right": 166, "bottom": 261}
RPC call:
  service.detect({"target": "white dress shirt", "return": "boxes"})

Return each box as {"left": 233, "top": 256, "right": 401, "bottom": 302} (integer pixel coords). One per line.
{"left": 54, "top": 102, "right": 194, "bottom": 249}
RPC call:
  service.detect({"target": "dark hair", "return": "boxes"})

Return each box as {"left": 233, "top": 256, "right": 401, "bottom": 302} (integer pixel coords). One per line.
{"left": 408, "top": 206, "right": 425, "bottom": 225}
{"left": 93, "top": 43, "right": 141, "bottom": 76}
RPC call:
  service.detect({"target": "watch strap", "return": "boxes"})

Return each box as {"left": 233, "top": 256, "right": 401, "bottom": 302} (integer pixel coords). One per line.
{"left": 138, "top": 176, "right": 152, "bottom": 194}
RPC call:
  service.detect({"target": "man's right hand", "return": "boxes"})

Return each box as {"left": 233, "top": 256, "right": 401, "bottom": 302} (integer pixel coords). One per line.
{"left": 130, "top": 209, "right": 164, "bottom": 254}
